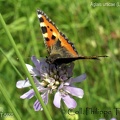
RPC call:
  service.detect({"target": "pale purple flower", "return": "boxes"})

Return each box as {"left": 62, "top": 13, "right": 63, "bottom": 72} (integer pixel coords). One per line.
{"left": 99, "top": 118, "right": 117, "bottom": 120}
{"left": 110, "top": 118, "right": 117, "bottom": 120}
{"left": 16, "top": 56, "right": 86, "bottom": 111}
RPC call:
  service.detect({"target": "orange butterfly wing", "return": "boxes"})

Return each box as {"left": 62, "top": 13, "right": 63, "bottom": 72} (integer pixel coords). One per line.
{"left": 37, "top": 10, "right": 78, "bottom": 58}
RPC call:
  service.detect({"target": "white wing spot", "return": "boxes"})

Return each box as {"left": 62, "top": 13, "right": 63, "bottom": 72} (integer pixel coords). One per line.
{"left": 40, "top": 23, "right": 46, "bottom": 27}
{"left": 38, "top": 14, "right": 42, "bottom": 18}
{"left": 43, "top": 33, "right": 48, "bottom": 37}
{"left": 53, "top": 32, "right": 57, "bottom": 36}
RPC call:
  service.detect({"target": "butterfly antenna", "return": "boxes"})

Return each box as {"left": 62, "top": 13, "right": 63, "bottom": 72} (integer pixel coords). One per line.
{"left": 78, "top": 55, "right": 108, "bottom": 60}
{"left": 97, "top": 55, "right": 108, "bottom": 57}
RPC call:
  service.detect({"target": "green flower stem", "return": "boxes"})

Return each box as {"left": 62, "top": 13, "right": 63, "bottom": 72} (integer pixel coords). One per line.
{"left": 60, "top": 104, "right": 66, "bottom": 120}
{"left": 0, "top": 14, "right": 52, "bottom": 120}
{"left": 0, "top": 80, "right": 21, "bottom": 120}
{"left": 0, "top": 48, "right": 24, "bottom": 79}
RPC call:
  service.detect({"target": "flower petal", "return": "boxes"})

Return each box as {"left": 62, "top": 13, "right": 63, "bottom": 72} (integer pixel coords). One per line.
{"left": 66, "top": 63, "right": 74, "bottom": 77}
{"left": 38, "top": 87, "right": 49, "bottom": 93}
{"left": 33, "top": 99, "right": 43, "bottom": 111}
{"left": 31, "top": 56, "right": 41, "bottom": 71}
{"left": 20, "top": 89, "right": 35, "bottom": 99}
{"left": 53, "top": 92, "right": 61, "bottom": 108}
{"left": 58, "top": 83, "right": 64, "bottom": 90}
{"left": 26, "top": 64, "right": 39, "bottom": 76}
{"left": 110, "top": 118, "right": 117, "bottom": 120}
{"left": 33, "top": 92, "right": 49, "bottom": 111}
{"left": 42, "top": 91, "right": 49, "bottom": 104}
{"left": 70, "top": 73, "right": 87, "bottom": 84}
{"left": 32, "top": 76, "right": 41, "bottom": 86}
{"left": 16, "top": 80, "right": 31, "bottom": 88}
{"left": 64, "top": 86, "right": 84, "bottom": 98}
{"left": 62, "top": 95, "right": 77, "bottom": 108}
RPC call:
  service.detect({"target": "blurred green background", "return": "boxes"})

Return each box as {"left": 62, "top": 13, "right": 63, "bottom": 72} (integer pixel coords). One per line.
{"left": 0, "top": 0, "right": 120, "bottom": 120}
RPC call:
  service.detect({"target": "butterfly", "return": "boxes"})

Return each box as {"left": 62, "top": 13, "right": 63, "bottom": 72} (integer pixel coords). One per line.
{"left": 37, "top": 10, "right": 107, "bottom": 65}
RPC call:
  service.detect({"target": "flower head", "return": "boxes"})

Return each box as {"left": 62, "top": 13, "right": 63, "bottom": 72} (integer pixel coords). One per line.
{"left": 16, "top": 56, "right": 86, "bottom": 111}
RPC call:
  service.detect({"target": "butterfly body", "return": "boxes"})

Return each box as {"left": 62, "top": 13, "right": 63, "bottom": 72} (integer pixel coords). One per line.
{"left": 37, "top": 10, "right": 107, "bottom": 64}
